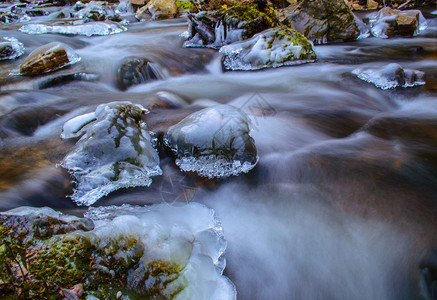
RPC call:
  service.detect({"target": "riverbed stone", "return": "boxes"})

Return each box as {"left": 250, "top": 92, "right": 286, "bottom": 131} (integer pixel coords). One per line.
{"left": 135, "top": 0, "right": 178, "bottom": 20}
{"left": 19, "top": 42, "right": 80, "bottom": 76}
{"left": 280, "top": 0, "right": 360, "bottom": 44}
{"left": 117, "top": 58, "right": 162, "bottom": 90}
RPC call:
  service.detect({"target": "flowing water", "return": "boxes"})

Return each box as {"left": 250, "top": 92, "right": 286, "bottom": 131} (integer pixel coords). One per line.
{"left": 1, "top": 5, "right": 437, "bottom": 299}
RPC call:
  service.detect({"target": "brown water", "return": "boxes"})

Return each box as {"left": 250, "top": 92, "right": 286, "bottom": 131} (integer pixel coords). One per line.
{"left": 1, "top": 5, "right": 437, "bottom": 300}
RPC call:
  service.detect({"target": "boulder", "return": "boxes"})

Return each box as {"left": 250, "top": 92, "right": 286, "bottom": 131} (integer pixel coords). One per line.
{"left": 117, "top": 58, "right": 163, "bottom": 90}
{"left": 135, "top": 0, "right": 178, "bottom": 20}
{"left": 60, "top": 101, "right": 162, "bottom": 206}
{"left": 368, "top": 7, "right": 427, "bottom": 38}
{"left": 164, "top": 104, "right": 258, "bottom": 178}
{"left": 19, "top": 42, "right": 81, "bottom": 76}
{"left": 280, "top": 0, "right": 361, "bottom": 44}
{"left": 352, "top": 63, "right": 425, "bottom": 89}
{"left": 220, "top": 27, "right": 316, "bottom": 71}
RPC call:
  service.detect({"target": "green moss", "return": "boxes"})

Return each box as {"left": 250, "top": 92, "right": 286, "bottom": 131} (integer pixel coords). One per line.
{"left": 176, "top": 0, "right": 196, "bottom": 12}
{"left": 219, "top": 1, "right": 281, "bottom": 38}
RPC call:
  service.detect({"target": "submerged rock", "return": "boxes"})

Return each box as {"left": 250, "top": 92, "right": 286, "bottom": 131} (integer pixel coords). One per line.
{"left": 368, "top": 7, "right": 427, "bottom": 38}
{"left": 135, "top": 0, "right": 178, "bottom": 20}
{"left": 19, "top": 42, "right": 81, "bottom": 76}
{"left": 0, "top": 37, "right": 24, "bottom": 60}
{"left": 117, "top": 58, "right": 163, "bottom": 90}
{"left": 280, "top": 0, "right": 361, "bottom": 44}
{"left": 60, "top": 102, "right": 162, "bottom": 206}
{"left": 220, "top": 27, "right": 316, "bottom": 71}
{"left": 353, "top": 63, "right": 425, "bottom": 89}
{"left": 164, "top": 104, "right": 258, "bottom": 178}
{"left": 184, "top": 1, "right": 280, "bottom": 49}
{"left": 19, "top": 21, "right": 127, "bottom": 37}
{"left": 0, "top": 204, "right": 236, "bottom": 299}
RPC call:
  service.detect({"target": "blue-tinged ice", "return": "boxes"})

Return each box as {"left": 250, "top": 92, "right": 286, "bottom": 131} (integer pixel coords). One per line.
{"left": 19, "top": 21, "right": 126, "bottom": 37}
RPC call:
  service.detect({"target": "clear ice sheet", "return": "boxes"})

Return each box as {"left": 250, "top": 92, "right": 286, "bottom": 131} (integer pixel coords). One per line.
{"left": 60, "top": 101, "right": 162, "bottom": 206}
{"left": 165, "top": 104, "right": 258, "bottom": 178}
{"left": 0, "top": 37, "right": 25, "bottom": 60}
{"left": 19, "top": 22, "right": 127, "bottom": 37}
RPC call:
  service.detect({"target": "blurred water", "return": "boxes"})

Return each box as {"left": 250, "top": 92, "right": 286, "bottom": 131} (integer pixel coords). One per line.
{"left": 0, "top": 4, "right": 437, "bottom": 299}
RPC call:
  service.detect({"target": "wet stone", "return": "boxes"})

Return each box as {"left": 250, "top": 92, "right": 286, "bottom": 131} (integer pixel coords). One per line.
{"left": 19, "top": 42, "right": 81, "bottom": 76}
{"left": 117, "top": 58, "right": 163, "bottom": 90}
{"left": 164, "top": 104, "right": 258, "bottom": 178}
{"left": 135, "top": 0, "right": 178, "bottom": 20}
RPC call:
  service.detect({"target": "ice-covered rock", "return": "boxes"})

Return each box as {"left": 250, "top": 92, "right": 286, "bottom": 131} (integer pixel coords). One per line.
{"left": 164, "top": 104, "right": 258, "bottom": 178}
{"left": 0, "top": 37, "right": 24, "bottom": 60}
{"left": 352, "top": 63, "right": 425, "bottom": 89}
{"left": 19, "top": 42, "right": 81, "bottom": 75}
{"left": 0, "top": 203, "right": 236, "bottom": 299}
{"left": 60, "top": 102, "right": 162, "bottom": 206}
{"left": 0, "top": 4, "right": 31, "bottom": 24}
{"left": 19, "top": 21, "right": 126, "bottom": 37}
{"left": 220, "top": 27, "right": 316, "bottom": 71}
{"left": 368, "top": 7, "right": 427, "bottom": 38}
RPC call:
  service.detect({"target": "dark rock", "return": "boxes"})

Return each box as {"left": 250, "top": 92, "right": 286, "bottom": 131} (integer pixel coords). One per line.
{"left": 117, "top": 58, "right": 163, "bottom": 90}
{"left": 38, "top": 73, "right": 100, "bottom": 89}
{"left": 184, "top": 1, "right": 281, "bottom": 49}
{"left": 0, "top": 37, "right": 24, "bottom": 60}
{"left": 280, "top": 0, "right": 361, "bottom": 44}
{"left": 19, "top": 42, "right": 81, "bottom": 76}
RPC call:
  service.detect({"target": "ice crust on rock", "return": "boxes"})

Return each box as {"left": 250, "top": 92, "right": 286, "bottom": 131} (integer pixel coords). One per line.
{"left": 164, "top": 104, "right": 258, "bottom": 178}
{"left": 220, "top": 28, "right": 316, "bottom": 71}
{"left": 84, "top": 203, "right": 237, "bottom": 299}
{"left": 1, "top": 203, "right": 236, "bottom": 299}
{"left": 0, "top": 37, "right": 25, "bottom": 60}
{"left": 353, "top": 63, "right": 425, "bottom": 90}
{"left": 60, "top": 102, "right": 162, "bottom": 206}
{"left": 19, "top": 22, "right": 126, "bottom": 37}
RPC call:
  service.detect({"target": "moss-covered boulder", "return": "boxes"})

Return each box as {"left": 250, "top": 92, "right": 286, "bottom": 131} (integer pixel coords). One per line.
{"left": 220, "top": 26, "right": 316, "bottom": 70}
{"left": 184, "top": 1, "right": 281, "bottom": 49}
{"left": 280, "top": 0, "right": 361, "bottom": 44}
{"left": 19, "top": 42, "right": 80, "bottom": 76}
{"left": 135, "top": 0, "right": 178, "bottom": 20}
{"left": 164, "top": 104, "right": 258, "bottom": 178}
{"left": 0, "top": 204, "right": 236, "bottom": 299}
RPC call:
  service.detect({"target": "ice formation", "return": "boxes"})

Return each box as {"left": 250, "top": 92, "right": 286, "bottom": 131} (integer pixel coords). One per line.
{"left": 1, "top": 203, "right": 236, "bottom": 299}
{"left": 0, "top": 37, "right": 25, "bottom": 60}
{"left": 220, "top": 28, "right": 316, "bottom": 71}
{"left": 19, "top": 22, "right": 126, "bottom": 37}
{"left": 60, "top": 102, "right": 162, "bottom": 206}
{"left": 368, "top": 7, "right": 428, "bottom": 38}
{"left": 353, "top": 63, "right": 425, "bottom": 90}
{"left": 164, "top": 104, "right": 258, "bottom": 178}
